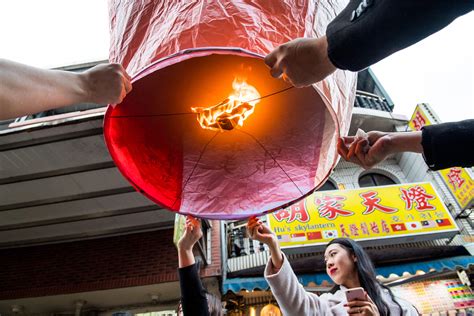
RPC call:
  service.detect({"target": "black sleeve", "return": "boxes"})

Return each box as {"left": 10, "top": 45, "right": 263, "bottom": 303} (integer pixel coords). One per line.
{"left": 421, "top": 120, "right": 474, "bottom": 171}
{"left": 326, "top": 0, "right": 474, "bottom": 71}
{"left": 178, "top": 264, "right": 210, "bottom": 316}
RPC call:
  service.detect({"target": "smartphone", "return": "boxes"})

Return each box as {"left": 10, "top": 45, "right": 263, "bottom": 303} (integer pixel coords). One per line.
{"left": 345, "top": 287, "right": 366, "bottom": 302}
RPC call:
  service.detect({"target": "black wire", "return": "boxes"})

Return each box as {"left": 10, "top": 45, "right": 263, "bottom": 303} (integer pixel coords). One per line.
{"left": 238, "top": 129, "right": 304, "bottom": 196}
{"left": 109, "top": 86, "right": 294, "bottom": 118}
{"left": 170, "top": 132, "right": 220, "bottom": 209}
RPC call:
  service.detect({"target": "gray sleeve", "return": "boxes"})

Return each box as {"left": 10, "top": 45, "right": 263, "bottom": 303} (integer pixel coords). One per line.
{"left": 264, "top": 254, "right": 333, "bottom": 316}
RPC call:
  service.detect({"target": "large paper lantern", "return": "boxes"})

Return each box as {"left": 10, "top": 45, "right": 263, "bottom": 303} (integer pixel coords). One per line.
{"left": 105, "top": 1, "right": 356, "bottom": 219}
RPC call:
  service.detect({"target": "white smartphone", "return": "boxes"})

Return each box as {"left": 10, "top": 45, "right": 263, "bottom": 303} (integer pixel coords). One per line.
{"left": 345, "top": 287, "right": 366, "bottom": 302}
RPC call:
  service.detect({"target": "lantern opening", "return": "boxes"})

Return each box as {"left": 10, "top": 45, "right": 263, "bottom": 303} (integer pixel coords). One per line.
{"left": 104, "top": 50, "right": 340, "bottom": 219}
{"left": 191, "top": 79, "right": 261, "bottom": 131}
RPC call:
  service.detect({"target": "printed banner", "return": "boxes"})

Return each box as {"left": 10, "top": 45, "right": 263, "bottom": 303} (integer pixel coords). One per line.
{"left": 268, "top": 182, "right": 458, "bottom": 248}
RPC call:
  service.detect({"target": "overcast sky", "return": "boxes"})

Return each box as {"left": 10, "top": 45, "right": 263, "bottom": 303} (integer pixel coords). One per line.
{"left": 1, "top": 1, "right": 472, "bottom": 123}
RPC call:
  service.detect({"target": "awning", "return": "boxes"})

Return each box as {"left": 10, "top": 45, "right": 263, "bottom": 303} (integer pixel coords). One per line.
{"left": 223, "top": 255, "right": 474, "bottom": 293}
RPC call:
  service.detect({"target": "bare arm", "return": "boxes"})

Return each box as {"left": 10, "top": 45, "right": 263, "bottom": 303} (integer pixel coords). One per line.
{"left": 0, "top": 59, "right": 131, "bottom": 120}
{"left": 338, "top": 131, "right": 422, "bottom": 169}
{"left": 247, "top": 217, "right": 283, "bottom": 271}
{"left": 177, "top": 216, "right": 202, "bottom": 268}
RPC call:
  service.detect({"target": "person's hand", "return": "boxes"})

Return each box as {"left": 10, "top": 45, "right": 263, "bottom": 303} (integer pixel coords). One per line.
{"left": 337, "top": 131, "right": 393, "bottom": 169}
{"left": 80, "top": 63, "right": 132, "bottom": 105}
{"left": 247, "top": 216, "right": 284, "bottom": 270}
{"left": 247, "top": 217, "right": 277, "bottom": 246}
{"left": 177, "top": 216, "right": 203, "bottom": 251}
{"left": 345, "top": 293, "right": 380, "bottom": 316}
{"left": 264, "top": 36, "right": 337, "bottom": 88}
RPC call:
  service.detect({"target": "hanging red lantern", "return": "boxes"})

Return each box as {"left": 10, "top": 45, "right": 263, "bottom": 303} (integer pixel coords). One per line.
{"left": 105, "top": 1, "right": 356, "bottom": 219}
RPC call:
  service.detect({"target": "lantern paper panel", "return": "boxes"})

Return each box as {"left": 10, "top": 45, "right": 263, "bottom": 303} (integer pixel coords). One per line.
{"left": 105, "top": 1, "right": 356, "bottom": 219}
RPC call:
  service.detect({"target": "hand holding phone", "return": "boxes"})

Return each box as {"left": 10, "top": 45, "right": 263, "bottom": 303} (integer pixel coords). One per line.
{"left": 345, "top": 287, "right": 366, "bottom": 302}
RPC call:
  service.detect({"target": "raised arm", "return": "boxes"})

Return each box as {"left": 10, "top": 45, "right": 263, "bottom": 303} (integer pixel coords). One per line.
{"left": 338, "top": 120, "right": 474, "bottom": 170}
{"left": 0, "top": 59, "right": 131, "bottom": 120}
{"left": 177, "top": 216, "right": 210, "bottom": 316}
{"left": 247, "top": 216, "right": 283, "bottom": 271}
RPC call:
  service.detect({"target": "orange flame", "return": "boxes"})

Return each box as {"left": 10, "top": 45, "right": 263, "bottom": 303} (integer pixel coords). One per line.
{"left": 191, "top": 79, "right": 261, "bottom": 131}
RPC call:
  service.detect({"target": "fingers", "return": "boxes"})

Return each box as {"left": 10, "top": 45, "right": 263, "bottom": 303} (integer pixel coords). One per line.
{"left": 345, "top": 299, "right": 374, "bottom": 315}
{"left": 265, "top": 51, "right": 284, "bottom": 79}
{"left": 364, "top": 292, "right": 375, "bottom": 305}
{"left": 264, "top": 51, "right": 277, "bottom": 69}
{"left": 342, "top": 136, "right": 356, "bottom": 146}
{"left": 337, "top": 138, "right": 349, "bottom": 160}
{"left": 354, "top": 139, "right": 369, "bottom": 169}
{"left": 269, "top": 61, "right": 284, "bottom": 79}
{"left": 347, "top": 140, "right": 357, "bottom": 159}
{"left": 247, "top": 216, "right": 264, "bottom": 239}
{"left": 185, "top": 215, "right": 201, "bottom": 232}
{"left": 123, "top": 74, "right": 132, "bottom": 94}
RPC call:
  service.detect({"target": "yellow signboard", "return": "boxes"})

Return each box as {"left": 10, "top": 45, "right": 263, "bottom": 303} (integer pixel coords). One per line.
{"left": 439, "top": 168, "right": 474, "bottom": 209}
{"left": 408, "top": 105, "right": 432, "bottom": 131}
{"left": 268, "top": 182, "right": 458, "bottom": 248}
{"left": 408, "top": 104, "right": 474, "bottom": 209}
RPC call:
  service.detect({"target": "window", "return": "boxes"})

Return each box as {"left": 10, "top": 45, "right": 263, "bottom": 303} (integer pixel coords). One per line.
{"left": 318, "top": 180, "right": 337, "bottom": 191}
{"left": 359, "top": 173, "right": 395, "bottom": 187}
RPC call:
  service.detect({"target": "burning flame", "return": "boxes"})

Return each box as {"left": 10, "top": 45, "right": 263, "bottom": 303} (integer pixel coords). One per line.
{"left": 191, "top": 79, "right": 261, "bottom": 131}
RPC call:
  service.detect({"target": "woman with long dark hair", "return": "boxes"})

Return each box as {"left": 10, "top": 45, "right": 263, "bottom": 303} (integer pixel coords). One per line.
{"left": 247, "top": 217, "right": 418, "bottom": 316}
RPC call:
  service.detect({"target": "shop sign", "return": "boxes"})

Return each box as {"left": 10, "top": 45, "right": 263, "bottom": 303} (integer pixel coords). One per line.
{"left": 268, "top": 182, "right": 458, "bottom": 249}
{"left": 438, "top": 167, "right": 474, "bottom": 209}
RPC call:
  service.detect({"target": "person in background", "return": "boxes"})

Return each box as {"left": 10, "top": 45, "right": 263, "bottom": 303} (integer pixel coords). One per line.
{"left": 0, "top": 58, "right": 132, "bottom": 120}
{"left": 337, "top": 120, "right": 474, "bottom": 170}
{"left": 177, "top": 216, "right": 222, "bottom": 316}
{"left": 247, "top": 217, "right": 419, "bottom": 316}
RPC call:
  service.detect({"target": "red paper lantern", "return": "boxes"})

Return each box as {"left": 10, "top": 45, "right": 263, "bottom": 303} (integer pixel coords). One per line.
{"left": 105, "top": 1, "right": 356, "bottom": 219}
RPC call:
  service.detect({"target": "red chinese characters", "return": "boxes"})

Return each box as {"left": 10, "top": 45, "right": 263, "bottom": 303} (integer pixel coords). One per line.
{"left": 360, "top": 222, "right": 370, "bottom": 235}
{"left": 360, "top": 191, "right": 398, "bottom": 215}
{"left": 400, "top": 185, "right": 435, "bottom": 211}
{"left": 447, "top": 168, "right": 465, "bottom": 191}
{"left": 412, "top": 111, "right": 426, "bottom": 131}
{"left": 273, "top": 200, "right": 309, "bottom": 223}
{"left": 380, "top": 220, "right": 390, "bottom": 233}
{"left": 370, "top": 222, "right": 380, "bottom": 234}
{"left": 314, "top": 196, "right": 354, "bottom": 220}
{"left": 340, "top": 224, "right": 350, "bottom": 237}
{"left": 349, "top": 224, "right": 359, "bottom": 236}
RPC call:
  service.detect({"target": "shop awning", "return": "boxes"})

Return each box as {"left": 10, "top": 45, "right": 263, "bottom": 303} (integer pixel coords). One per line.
{"left": 223, "top": 255, "right": 474, "bottom": 293}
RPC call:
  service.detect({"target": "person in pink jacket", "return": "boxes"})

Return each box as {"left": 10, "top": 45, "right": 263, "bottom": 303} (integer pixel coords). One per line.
{"left": 247, "top": 217, "right": 418, "bottom": 316}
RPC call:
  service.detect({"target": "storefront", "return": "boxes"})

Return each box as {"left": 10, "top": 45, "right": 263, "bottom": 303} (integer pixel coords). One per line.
{"left": 223, "top": 256, "right": 474, "bottom": 315}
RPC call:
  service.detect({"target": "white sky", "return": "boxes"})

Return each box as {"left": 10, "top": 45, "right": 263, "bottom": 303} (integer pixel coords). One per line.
{"left": 1, "top": 1, "right": 472, "bottom": 123}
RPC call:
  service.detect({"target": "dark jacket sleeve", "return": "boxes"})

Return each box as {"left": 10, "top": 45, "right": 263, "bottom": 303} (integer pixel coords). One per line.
{"left": 326, "top": 0, "right": 474, "bottom": 71}
{"left": 421, "top": 119, "right": 474, "bottom": 171}
{"left": 178, "top": 264, "right": 210, "bottom": 316}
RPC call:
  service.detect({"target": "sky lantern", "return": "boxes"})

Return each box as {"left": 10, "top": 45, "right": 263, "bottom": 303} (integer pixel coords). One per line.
{"left": 104, "top": 1, "right": 357, "bottom": 219}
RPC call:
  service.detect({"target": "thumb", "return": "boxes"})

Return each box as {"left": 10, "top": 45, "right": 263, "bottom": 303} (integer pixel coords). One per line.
{"left": 365, "top": 292, "right": 375, "bottom": 304}
{"left": 264, "top": 50, "right": 278, "bottom": 68}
